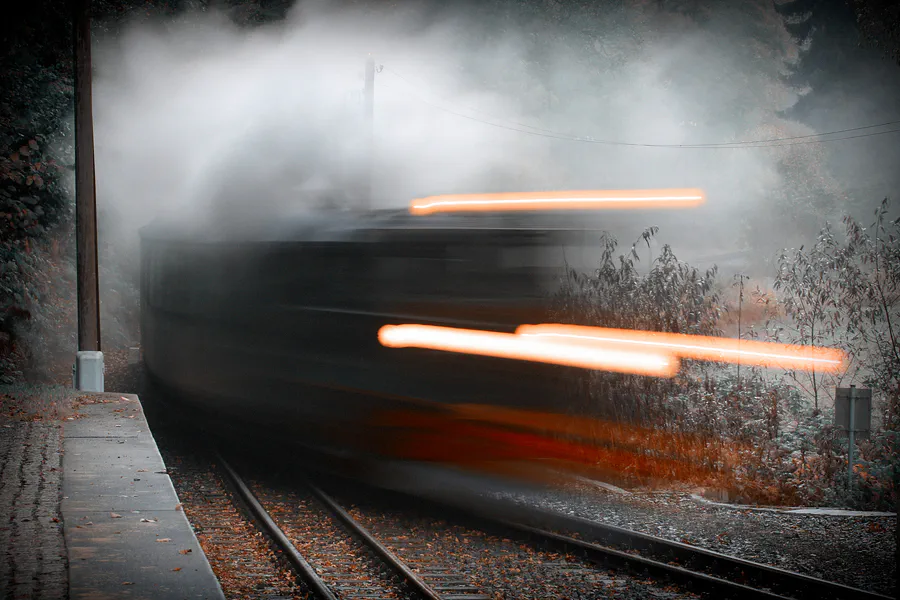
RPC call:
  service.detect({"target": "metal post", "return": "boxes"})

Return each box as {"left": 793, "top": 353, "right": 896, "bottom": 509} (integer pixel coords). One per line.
{"left": 74, "top": 0, "right": 101, "bottom": 352}
{"left": 848, "top": 384, "right": 856, "bottom": 491}
{"left": 362, "top": 55, "right": 375, "bottom": 210}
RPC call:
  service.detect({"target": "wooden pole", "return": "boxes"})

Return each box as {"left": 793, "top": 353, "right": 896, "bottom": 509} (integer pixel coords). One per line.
{"left": 73, "top": 0, "right": 101, "bottom": 352}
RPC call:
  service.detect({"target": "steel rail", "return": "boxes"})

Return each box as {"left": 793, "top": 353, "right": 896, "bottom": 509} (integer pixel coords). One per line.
{"left": 399, "top": 482, "right": 892, "bottom": 600}
{"left": 487, "top": 501, "right": 892, "bottom": 600}
{"left": 218, "top": 454, "right": 443, "bottom": 600}
{"left": 215, "top": 454, "right": 338, "bottom": 600}
{"left": 494, "top": 516, "right": 790, "bottom": 599}
{"left": 306, "top": 482, "right": 444, "bottom": 600}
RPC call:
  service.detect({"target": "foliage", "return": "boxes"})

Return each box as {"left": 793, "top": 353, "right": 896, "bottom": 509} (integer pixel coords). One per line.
{"left": 836, "top": 199, "right": 900, "bottom": 397}
{"left": 0, "top": 135, "right": 75, "bottom": 383}
{"left": 771, "top": 225, "right": 854, "bottom": 410}
{"left": 562, "top": 215, "right": 897, "bottom": 510}
{"left": 732, "top": 199, "right": 899, "bottom": 510}
{"left": 772, "top": 198, "right": 899, "bottom": 402}
{"left": 852, "top": 0, "right": 900, "bottom": 65}
{"left": 736, "top": 202, "right": 899, "bottom": 510}
{"left": 552, "top": 227, "right": 722, "bottom": 426}
{"left": 0, "top": 0, "right": 292, "bottom": 383}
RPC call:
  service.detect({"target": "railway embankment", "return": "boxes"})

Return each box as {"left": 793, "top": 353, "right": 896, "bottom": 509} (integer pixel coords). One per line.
{"left": 490, "top": 478, "right": 896, "bottom": 597}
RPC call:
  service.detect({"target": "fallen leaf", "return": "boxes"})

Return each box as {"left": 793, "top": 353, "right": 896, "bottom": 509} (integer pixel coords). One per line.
{"left": 122, "top": 582, "right": 134, "bottom": 585}
{"left": 172, "top": 567, "right": 182, "bottom": 572}
{"left": 178, "top": 549, "right": 192, "bottom": 555}
{"left": 175, "top": 503, "right": 183, "bottom": 511}
{"left": 140, "top": 518, "right": 158, "bottom": 523}
{"left": 136, "top": 469, "right": 148, "bottom": 472}
{"left": 156, "top": 538, "right": 171, "bottom": 543}
{"left": 110, "top": 513, "right": 122, "bottom": 519}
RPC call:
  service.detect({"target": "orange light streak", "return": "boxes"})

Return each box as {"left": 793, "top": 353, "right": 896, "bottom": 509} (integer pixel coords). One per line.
{"left": 516, "top": 324, "right": 845, "bottom": 372}
{"left": 409, "top": 188, "right": 706, "bottom": 215}
{"left": 378, "top": 324, "right": 679, "bottom": 377}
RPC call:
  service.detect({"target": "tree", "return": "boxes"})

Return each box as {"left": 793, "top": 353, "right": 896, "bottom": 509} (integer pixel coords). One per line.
{"left": 772, "top": 225, "right": 856, "bottom": 411}
{"left": 852, "top": 0, "right": 900, "bottom": 65}
{"left": 774, "top": 0, "right": 900, "bottom": 224}
{"left": 837, "top": 199, "right": 900, "bottom": 402}
{"left": 553, "top": 227, "right": 722, "bottom": 426}
{"left": 0, "top": 0, "right": 305, "bottom": 382}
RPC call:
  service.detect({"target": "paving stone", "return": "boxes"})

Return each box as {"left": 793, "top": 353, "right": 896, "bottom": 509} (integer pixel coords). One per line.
{"left": 0, "top": 420, "right": 67, "bottom": 599}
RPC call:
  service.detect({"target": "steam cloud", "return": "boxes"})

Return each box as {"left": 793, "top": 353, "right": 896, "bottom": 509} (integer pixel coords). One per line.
{"left": 88, "top": 3, "right": 798, "bottom": 250}
{"left": 55, "top": 1, "right": 895, "bottom": 351}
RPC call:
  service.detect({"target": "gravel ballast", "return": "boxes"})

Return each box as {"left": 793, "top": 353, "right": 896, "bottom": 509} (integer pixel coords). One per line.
{"left": 489, "top": 479, "right": 896, "bottom": 596}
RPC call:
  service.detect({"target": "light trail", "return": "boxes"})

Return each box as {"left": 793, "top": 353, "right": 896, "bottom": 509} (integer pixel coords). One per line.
{"left": 409, "top": 189, "right": 706, "bottom": 215}
{"left": 378, "top": 324, "right": 680, "bottom": 377}
{"left": 515, "top": 324, "right": 845, "bottom": 372}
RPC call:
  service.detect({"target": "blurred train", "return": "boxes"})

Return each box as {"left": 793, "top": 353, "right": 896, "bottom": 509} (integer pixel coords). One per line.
{"left": 140, "top": 207, "right": 591, "bottom": 462}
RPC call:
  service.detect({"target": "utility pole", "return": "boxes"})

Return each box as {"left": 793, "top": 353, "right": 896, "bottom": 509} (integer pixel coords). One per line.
{"left": 362, "top": 55, "right": 375, "bottom": 210}
{"left": 73, "top": 0, "right": 103, "bottom": 391}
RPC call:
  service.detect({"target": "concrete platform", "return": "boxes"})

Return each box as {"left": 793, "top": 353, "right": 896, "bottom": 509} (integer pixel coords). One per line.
{"left": 62, "top": 394, "right": 225, "bottom": 600}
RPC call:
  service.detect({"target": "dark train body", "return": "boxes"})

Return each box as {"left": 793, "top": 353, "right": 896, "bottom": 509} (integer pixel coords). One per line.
{"left": 141, "top": 208, "right": 588, "bottom": 458}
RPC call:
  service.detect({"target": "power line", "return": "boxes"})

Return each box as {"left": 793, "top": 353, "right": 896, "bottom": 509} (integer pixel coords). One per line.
{"left": 381, "top": 65, "right": 900, "bottom": 149}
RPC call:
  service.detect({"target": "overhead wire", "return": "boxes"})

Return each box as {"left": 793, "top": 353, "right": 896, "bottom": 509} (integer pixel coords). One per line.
{"left": 380, "top": 65, "right": 900, "bottom": 149}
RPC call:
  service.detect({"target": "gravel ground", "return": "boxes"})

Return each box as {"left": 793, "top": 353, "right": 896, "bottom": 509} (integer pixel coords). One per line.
{"left": 152, "top": 429, "right": 306, "bottom": 599}
{"left": 334, "top": 484, "right": 700, "bottom": 600}
{"left": 250, "top": 477, "right": 409, "bottom": 599}
{"left": 488, "top": 480, "right": 896, "bottom": 596}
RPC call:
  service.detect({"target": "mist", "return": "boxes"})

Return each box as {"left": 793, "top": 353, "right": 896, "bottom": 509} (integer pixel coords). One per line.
{"left": 91, "top": 5, "right": 776, "bottom": 232}
{"left": 66, "top": 0, "right": 896, "bottom": 348}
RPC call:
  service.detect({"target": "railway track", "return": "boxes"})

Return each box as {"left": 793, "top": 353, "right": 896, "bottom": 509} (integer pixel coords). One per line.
{"left": 147, "top": 393, "right": 889, "bottom": 600}
{"left": 214, "top": 452, "right": 872, "bottom": 600}
{"left": 484, "top": 508, "right": 892, "bottom": 600}
{"left": 366, "top": 468, "right": 892, "bottom": 600}
{"left": 218, "top": 455, "right": 493, "bottom": 600}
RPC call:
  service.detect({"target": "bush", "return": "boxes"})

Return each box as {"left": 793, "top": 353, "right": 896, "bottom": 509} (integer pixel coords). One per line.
{"left": 552, "top": 227, "right": 722, "bottom": 427}
{"left": 560, "top": 214, "right": 898, "bottom": 510}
